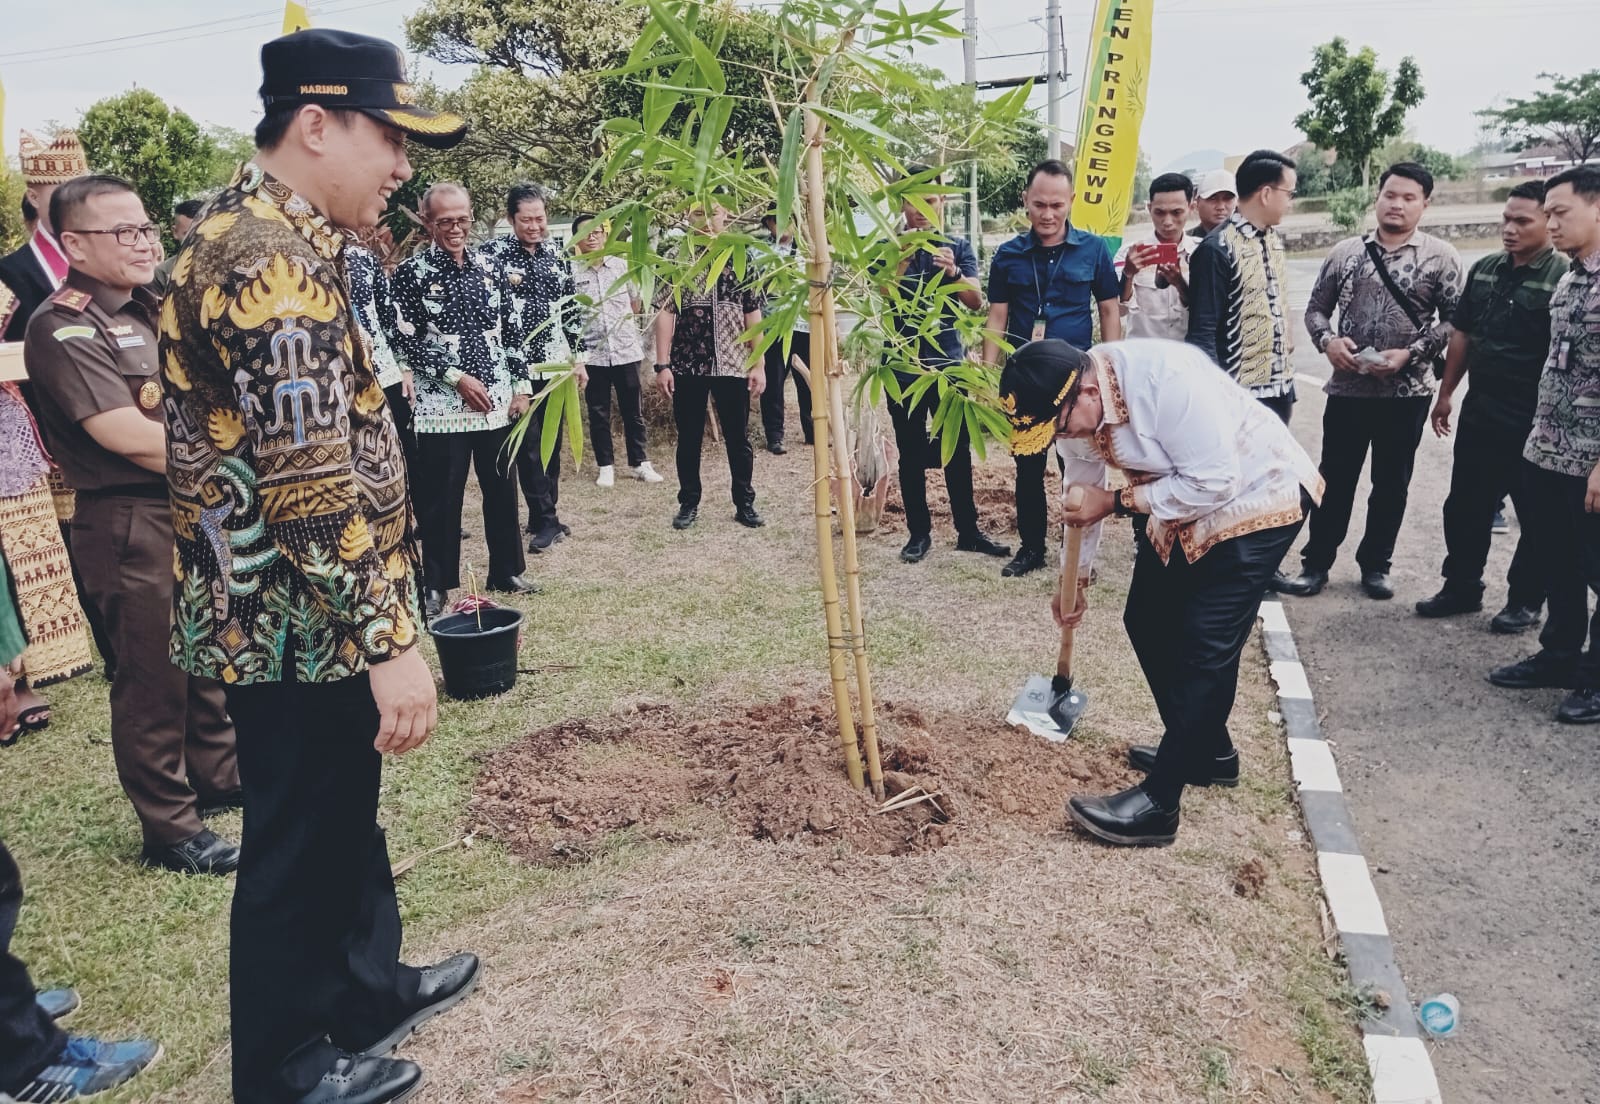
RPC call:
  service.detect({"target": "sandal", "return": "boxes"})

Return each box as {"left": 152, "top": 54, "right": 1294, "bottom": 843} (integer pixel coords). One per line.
{"left": 4, "top": 704, "right": 50, "bottom": 747}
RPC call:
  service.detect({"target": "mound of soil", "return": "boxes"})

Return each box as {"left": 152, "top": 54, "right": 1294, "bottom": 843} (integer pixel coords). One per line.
{"left": 880, "top": 462, "right": 1021, "bottom": 537}
{"left": 470, "top": 695, "right": 1131, "bottom": 864}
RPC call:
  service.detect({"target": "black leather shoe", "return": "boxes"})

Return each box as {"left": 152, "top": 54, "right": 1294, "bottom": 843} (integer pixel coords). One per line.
{"left": 196, "top": 789, "right": 244, "bottom": 818}
{"left": 486, "top": 575, "right": 540, "bottom": 595}
{"left": 1001, "top": 547, "right": 1047, "bottom": 578}
{"left": 527, "top": 524, "right": 563, "bottom": 553}
{"left": 1126, "top": 745, "right": 1239, "bottom": 787}
{"left": 734, "top": 505, "right": 765, "bottom": 528}
{"left": 955, "top": 532, "right": 1012, "bottom": 558}
{"left": 900, "top": 534, "right": 932, "bottom": 563}
{"left": 296, "top": 1054, "right": 421, "bottom": 1104}
{"left": 767, "top": 441, "right": 787, "bottom": 455}
{"left": 1361, "top": 571, "right": 1394, "bottom": 600}
{"left": 342, "top": 953, "right": 481, "bottom": 1057}
{"left": 1415, "top": 586, "right": 1482, "bottom": 618}
{"left": 1272, "top": 569, "right": 1328, "bottom": 597}
{"left": 1066, "top": 785, "right": 1179, "bottom": 847}
{"left": 140, "top": 828, "right": 239, "bottom": 876}
{"left": 1556, "top": 688, "right": 1600, "bottom": 724}
{"left": 423, "top": 589, "right": 446, "bottom": 620}
{"left": 1490, "top": 604, "right": 1542, "bottom": 634}
{"left": 1488, "top": 651, "right": 1577, "bottom": 690}
{"left": 672, "top": 506, "right": 698, "bottom": 530}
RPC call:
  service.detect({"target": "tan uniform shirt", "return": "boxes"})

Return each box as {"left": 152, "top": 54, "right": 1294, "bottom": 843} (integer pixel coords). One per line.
{"left": 23, "top": 270, "right": 165, "bottom": 493}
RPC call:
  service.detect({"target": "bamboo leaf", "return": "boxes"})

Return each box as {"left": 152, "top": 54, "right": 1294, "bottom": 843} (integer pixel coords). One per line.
{"left": 810, "top": 103, "right": 903, "bottom": 147}
{"left": 540, "top": 380, "right": 565, "bottom": 466}
{"left": 643, "top": 0, "right": 727, "bottom": 95}
{"left": 705, "top": 244, "right": 734, "bottom": 289}
{"left": 774, "top": 106, "right": 804, "bottom": 237}
{"left": 692, "top": 96, "right": 735, "bottom": 191}
{"left": 564, "top": 374, "right": 585, "bottom": 467}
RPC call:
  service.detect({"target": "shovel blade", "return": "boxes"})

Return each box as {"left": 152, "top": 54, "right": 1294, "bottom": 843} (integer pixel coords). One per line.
{"left": 1007, "top": 674, "right": 1087, "bottom": 743}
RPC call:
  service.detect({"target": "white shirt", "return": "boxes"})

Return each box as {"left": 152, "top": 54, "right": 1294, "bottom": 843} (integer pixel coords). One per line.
{"left": 1056, "top": 339, "right": 1323, "bottom": 575}
{"left": 571, "top": 255, "right": 644, "bottom": 367}
{"left": 1112, "top": 231, "right": 1199, "bottom": 341}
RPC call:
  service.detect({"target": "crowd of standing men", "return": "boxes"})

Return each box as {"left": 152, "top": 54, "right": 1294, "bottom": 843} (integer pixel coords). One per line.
{"left": 1, "top": 18, "right": 1600, "bottom": 1103}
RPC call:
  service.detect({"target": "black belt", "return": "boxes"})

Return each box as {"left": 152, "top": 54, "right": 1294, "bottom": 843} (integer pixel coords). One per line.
{"left": 78, "top": 484, "right": 169, "bottom": 501}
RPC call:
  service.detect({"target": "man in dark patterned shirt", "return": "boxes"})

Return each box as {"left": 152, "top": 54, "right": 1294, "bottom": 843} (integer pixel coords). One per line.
{"left": 1417, "top": 181, "right": 1565, "bottom": 632}
{"left": 160, "top": 29, "right": 479, "bottom": 1104}
{"left": 1277, "top": 162, "right": 1463, "bottom": 602}
{"left": 1488, "top": 166, "right": 1600, "bottom": 724}
{"left": 478, "top": 183, "right": 588, "bottom": 551}
{"left": 391, "top": 182, "right": 538, "bottom": 617}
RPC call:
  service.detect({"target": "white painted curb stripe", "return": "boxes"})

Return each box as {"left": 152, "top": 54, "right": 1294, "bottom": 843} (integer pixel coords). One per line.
{"left": 1317, "top": 851, "right": 1390, "bottom": 938}
{"left": 1364, "top": 1036, "right": 1443, "bottom": 1104}
{"left": 1288, "top": 737, "right": 1342, "bottom": 793}
{"left": 1260, "top": 599, "right": 1291, "bottom": 635}
{"left": 1269, "top": 658, "right": 1313, "bottom": 700}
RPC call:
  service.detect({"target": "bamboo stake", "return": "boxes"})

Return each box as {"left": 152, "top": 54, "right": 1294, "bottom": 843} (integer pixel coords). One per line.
{"left": 801, "top": 104, "right": 864, "bottom": 791}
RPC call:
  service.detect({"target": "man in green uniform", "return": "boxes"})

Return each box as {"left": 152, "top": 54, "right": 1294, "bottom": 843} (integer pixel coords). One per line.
{"left": 25, "top": 174, "right": 241, "bottom": 876}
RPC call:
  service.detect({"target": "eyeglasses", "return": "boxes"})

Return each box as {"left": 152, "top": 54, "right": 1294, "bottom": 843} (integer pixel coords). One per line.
{"left": 65, "top": 224, "right": 160, "bottom": 246}
{"left": 431, "top": 217, "right": 472, "bottom": 230}
{"left": 1269, "top": 186, "right": 1299, "bottom": 199}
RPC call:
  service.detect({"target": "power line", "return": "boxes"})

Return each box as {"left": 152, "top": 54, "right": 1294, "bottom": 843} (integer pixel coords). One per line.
{"left": 0, "top": 7, "right": 284, "bottom": 61}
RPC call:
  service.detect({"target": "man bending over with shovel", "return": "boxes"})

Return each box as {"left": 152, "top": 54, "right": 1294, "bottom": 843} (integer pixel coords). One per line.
{"left": 1000, "top": 338, "right": 1322, "bottom": 847}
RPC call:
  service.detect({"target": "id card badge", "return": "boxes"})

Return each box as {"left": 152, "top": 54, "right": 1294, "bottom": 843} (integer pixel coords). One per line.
{"left": 1031, "top": 318, "right": 1047, "bottom": 343}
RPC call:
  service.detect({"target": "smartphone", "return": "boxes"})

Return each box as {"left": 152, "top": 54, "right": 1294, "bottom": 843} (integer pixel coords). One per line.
{"left": 1153, "top": 242, "right": 1180, "bottom": 266}
{"left": 1355, "top": 346, "right": 1387, "bottom": 375}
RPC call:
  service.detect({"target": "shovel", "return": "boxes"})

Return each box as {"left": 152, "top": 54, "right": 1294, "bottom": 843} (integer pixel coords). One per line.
{"left": 1007, "top": 485, "right": 1090, "bottom": 743}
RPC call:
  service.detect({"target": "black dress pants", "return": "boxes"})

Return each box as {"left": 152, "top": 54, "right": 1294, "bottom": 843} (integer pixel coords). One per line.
{"left": 381, "top": 382, "right": 417, "bottom": 483}
{"left": 1438, "top": 407, "right": 1542, "bottom": 608}
{"left": 886, "top": 382, "right": 978, "bottom": 540}
{"left": 1521, "top": 461, "right": 1600, "bottom": 686}
{"left": 585, "top": 362, "right": 648, "bottom": 469}
{"left": 759, "top": 331, "right": 813, "bottom": 446}
{"left": 1125, "top": 512, "right": 1306, "bottom": 809}
{"left": 673, "top": 374, "right": 755, "bottom": 510}
{"left": 224, "top": 672, "right": 422, "bottom": 1104}
{"left": 1013, "top": 450, "right": 1052, "bottom": 555}
{"left": 1257, "top": 393, "right": 1295, "bottom": 425}
{"left": 1300, "top": 395, "right": 1429, "bottom": 575}
{"left": 0, "top": 839, "right": 65, "bottom": 1095}
{"left": 516, "top": 394, "right": 565, "bottom": 535}
{"left": 416, "top": 426, "right": 525, "bottom": 590}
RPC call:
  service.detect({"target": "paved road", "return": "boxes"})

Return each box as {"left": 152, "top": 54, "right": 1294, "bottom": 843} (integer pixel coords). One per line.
{"left": 1278, "top": 256, "right": 1600, "bottom": 1103}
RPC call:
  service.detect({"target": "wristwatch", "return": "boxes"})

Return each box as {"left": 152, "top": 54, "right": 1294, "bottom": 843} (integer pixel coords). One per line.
{"left": 654, "top": 362, "right": 672, "bottom": 373}
{"left": 1112, "top": 487, "right": 1139, "bottom": 518}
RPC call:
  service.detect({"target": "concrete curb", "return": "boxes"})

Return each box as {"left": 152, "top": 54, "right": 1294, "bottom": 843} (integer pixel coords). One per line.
{"left": 1259, "top": 599, "right": 1443, "bottom": 1104}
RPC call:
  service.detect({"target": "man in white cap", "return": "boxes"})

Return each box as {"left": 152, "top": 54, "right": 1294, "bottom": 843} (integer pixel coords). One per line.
{"left": 1190, "top": 169, "right": 1237, "bottom": 240}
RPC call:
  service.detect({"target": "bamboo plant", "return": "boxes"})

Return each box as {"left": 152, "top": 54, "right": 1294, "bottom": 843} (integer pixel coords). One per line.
{"left": 564, "top": 0, "right": 1030, "bottom": 789}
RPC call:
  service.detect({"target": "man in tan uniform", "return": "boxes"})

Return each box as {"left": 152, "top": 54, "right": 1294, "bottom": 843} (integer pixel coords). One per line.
{"left": 25, "top": 174, "right": 240, "bottom": 876}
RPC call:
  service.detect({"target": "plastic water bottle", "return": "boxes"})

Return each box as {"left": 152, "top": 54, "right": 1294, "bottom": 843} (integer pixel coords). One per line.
{"left": 1418, "top": 993, "right": 1460, "bottom": 1038}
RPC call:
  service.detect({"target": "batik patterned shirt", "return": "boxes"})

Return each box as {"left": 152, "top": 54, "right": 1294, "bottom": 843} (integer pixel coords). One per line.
{"left": 1524, "top": 250, "right": 1600, "bottom": 479}
{"left": 478, "top": 236, "right": 585, "bottom": 379}
{"left": 390, "top": 243, "right": 527, "bottom": 434}
{"left": 345, "top": 244, "right": 404, "bottom": 390}
{"left": 571, "top": 254, "right": 644, "bottom": 367}
{"left": 159, "top": 162, "right": 420, "bottom": 686}
{"left": 1185, "top": 211, "right": 1294, "bottom": 398}
{"left": 1305, "top": 230, "right": 1463, "bottom": 400}
{"left": 655, "top": 266, "right": 764, "bottom": 378}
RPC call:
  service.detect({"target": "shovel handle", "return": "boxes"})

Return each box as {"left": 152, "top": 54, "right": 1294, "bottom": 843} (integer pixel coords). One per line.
{"left": 1057, "top": 485, "right": 1086, "bottom": 681}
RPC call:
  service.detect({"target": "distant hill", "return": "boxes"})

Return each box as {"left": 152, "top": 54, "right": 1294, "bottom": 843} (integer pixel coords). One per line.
{"left": 1160, "top": 149, "right": 1227, "bottom": 176}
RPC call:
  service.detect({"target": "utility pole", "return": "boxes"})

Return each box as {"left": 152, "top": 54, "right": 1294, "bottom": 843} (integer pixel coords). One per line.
{"left": 1045, "top": 0, "right": 1061, "bottom": 159}
{"left": 963, "top": 0, "right": 980, "bottom": 247}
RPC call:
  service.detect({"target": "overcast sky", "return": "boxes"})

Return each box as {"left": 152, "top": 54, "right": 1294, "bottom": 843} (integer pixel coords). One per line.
{"left": 3, "top": 0, "right": 1594, "bottom": 173}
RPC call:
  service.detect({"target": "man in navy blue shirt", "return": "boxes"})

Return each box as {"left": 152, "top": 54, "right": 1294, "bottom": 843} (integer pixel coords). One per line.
{"left": 885, "top": 178, "right": 1011, "bottom": 564}
{"left": 983, "top": 159, "right": 1122, "bottom": 577}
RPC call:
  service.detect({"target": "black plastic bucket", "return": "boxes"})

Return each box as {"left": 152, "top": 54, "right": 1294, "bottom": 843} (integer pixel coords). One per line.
{"left": 428, "top": 606, "right": 524, "bottom": 699}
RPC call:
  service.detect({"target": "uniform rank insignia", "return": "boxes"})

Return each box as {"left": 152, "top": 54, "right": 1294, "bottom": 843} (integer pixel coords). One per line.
{"left": 139, "top": 379, "right": 163, "bottom": 410}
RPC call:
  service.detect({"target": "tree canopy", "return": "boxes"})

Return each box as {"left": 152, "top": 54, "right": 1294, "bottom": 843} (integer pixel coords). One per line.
{"left": 1293, "top": 37, "right": 1424, "bottom": 191}
{"left": 1479, "top": 70, "right": 1600, "bottom": 167}
{"left": 77, "top": 90, "right": 224, "bottom": 232}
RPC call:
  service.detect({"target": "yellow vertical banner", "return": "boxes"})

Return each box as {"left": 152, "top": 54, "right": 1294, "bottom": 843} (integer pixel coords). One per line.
{"left": 0, "top": 74, "right": 7, "bottom": 164}
{"left": 283, "top": 1, "right": 313, "bottom": 34}
{"left": 1071, "top": 0, "right": 1154, "bottom": 253}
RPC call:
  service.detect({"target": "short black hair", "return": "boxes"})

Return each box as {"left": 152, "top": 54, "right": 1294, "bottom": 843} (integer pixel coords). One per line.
{"left": 571, "top": 212, "right": 598, "bottom": 235}
{"left": 50, "top": 174, "right": 142, "bottom": 239}
{"left": 174, "top": 198, "right": 205, "bottom": 220}
{"left": 1547, "top": 165, "right": 1600, "bottom": 202}
{"left": 904, "top": 162, "right": 944, "bottom": 186}
{"left": 506, "top": 183, "right": 546, "bottom": 220}
{"left": 1508, "top": 180, "right": 1548, "bottom": 204}
{"left": 1148, "top": 172, "right": 1196, "bottom": 203}
{"left": 1379, "top": 161, "right": 1434, "bottom": 199}
{"left": 21, "top": 196, "right": 36, "bottom": 223}
{"left": 1235, "top": 149, "right": 1296, "bottom": 201}
{"left": 253, "top": 104, "right": 362, "bottom": 150}
{"left": 1024, "top": 159, "right": 1073, "bottom": 190}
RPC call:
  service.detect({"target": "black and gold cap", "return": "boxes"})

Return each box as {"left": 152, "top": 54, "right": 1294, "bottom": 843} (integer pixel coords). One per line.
{"left": 260, "top": 29, "right": 467, "bottom": 150}
{"left": 998, "top": 339, "right": 1090, "bottom": 456}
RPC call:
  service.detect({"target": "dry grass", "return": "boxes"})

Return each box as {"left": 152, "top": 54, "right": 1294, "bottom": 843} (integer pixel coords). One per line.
{"left": 0, "top": 405, "right": 1368, "bottom": 1102}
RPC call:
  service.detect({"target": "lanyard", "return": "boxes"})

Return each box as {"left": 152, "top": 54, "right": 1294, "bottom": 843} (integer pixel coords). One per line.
{"left": 1032, "top": 243, "right": 1064, "bottom": 310}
